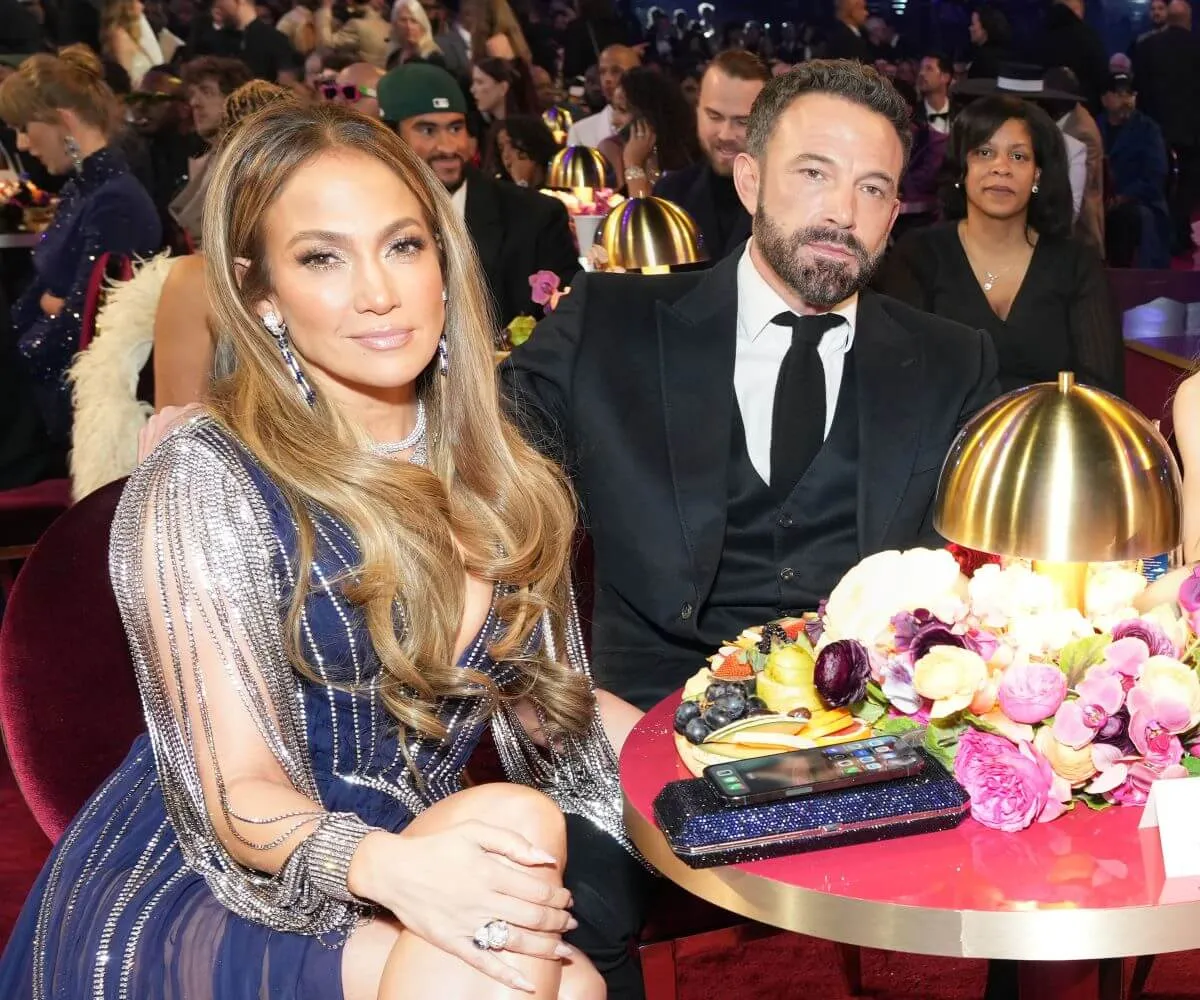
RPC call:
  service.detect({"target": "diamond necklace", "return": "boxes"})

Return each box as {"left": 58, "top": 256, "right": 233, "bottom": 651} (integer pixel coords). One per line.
{"left": 370, "top": 400, "right": 428, "bottom": 465}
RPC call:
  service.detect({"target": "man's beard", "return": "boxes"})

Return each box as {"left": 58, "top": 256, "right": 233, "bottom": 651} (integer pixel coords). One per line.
{"left": 754, "top": 205, "right": 884, "bottom": 309}
{"left": 703, "top": 137, "right": 741, "bottom": 177}
{"left": 430, "top": 154, "right": 466, "bottom": 192}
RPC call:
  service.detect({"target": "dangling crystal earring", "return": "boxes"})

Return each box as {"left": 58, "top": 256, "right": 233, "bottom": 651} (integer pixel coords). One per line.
{"left": 441, "top": 287, "right": 449, "bottom": 303}
{"left": 63, "top": 135, "right": 83, "bottom": 173}
{"left": 262, "top": 311, "right": 316, "bottom": 406}
{"left": 437, "top": 334, "right": 449, "bottom": 375}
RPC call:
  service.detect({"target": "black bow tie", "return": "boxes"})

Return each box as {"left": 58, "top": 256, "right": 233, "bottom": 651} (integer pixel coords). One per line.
{"left": 928, "top": 111, "right": 949, "bottom": 121}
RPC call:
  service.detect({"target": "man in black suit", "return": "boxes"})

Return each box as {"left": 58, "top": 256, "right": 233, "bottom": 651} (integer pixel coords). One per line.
{"left": 652, "top": 49, "right": 769, "bottom": 264}
{"left": 503, "top": 60, "right": 999, "bottom": 999}
{"left": 1132, "top": 0, "right": 1200, "bottom": 253}
{"left": 1034, "top": 0, "right": 1108, "bottom": 111}
{"left": 379, "top": 63, "right": 580, "bottom": 328}
{"left": 823, "top": 0, "right": 871, "bottom": 62}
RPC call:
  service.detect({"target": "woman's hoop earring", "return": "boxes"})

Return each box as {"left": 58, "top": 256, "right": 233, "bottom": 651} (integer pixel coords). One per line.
{"left": 262, "top": 312, "right": 317, "bottom": 406}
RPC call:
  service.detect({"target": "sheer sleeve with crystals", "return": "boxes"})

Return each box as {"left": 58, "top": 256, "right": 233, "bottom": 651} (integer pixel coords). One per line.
{"left": 108, "top": 421, "right": 371, "bottom": 938}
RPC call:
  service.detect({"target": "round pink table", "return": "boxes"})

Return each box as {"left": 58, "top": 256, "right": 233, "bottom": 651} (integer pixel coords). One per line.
{"left": 620, "top": 692, "right": 1200, "bottom": 1000}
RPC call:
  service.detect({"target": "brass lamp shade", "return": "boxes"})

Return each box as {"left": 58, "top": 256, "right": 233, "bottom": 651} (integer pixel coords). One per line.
{"left": 934, "top": 372, "right": 1182, "bottom": 563}
{"left": 542, "top": 106, "right": 574, "bottom": 145}
{"left": 597, "top": 196, "right": 709, "bottom": 272}
{"left": 546, "top": 145, "right": 609, "bottom": 190}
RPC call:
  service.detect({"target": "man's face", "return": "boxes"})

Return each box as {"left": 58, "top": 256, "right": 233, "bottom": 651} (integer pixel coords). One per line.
{"left": 696, "top": 67, "right": 764, "bottom": 177}
{"left": 969, "top": 12, "right": 985, "bottom": 44}
{"left": 1102, "top": 87, "right": 1135, "bottom": 123}
{"left": 187, "top": 77, "right": 226, "bottom": 138}
{"left": 399, "top": 112, "right": 470, "bottom": 190}
{"left": 733, "top": 93, "right": 901, "bottom": 309}
{"left": 212, "top": 0, "right": 238, "bottom": 24}
{"left": 598, "top": 50, "right": 637, "bottom": 104}
{"left": 1150, "top": 0, "right": 1168, "bottom": 25}
{"left": 419, "top": 0, "right": 443, "bottom": 30}
{"left": 335, "top": 67, "right": 381, "bottom": 118}
{"left": 846, "top": 0, "right": 868, "bottom": 27}
{"left": 917, "top": 57, "right": 949, "bottom": 98}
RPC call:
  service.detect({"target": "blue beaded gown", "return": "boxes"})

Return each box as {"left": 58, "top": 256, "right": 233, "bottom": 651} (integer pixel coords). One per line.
{"left": 0, "top": 418, "right": 628, "bottom": 999}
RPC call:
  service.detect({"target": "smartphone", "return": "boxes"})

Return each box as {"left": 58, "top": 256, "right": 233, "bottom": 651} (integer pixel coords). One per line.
{"left": 703, "top": 735, "right": 925, "bottom": 806}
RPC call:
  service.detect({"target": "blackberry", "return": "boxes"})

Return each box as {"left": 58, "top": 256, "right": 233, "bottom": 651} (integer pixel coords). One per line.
{"left": 757, "top": 622, "right": 789, "bottom": 654}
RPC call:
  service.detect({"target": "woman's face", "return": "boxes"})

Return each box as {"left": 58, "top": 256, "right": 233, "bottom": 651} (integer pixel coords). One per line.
{"left": 963, "top": 117, "right": 1040, "bottom": 222}
{"left": 609, "top": 84, "right": 631, "bottom": 130}
{"left": 394, "top": 6, "right": 422, "bottom": 45}
{"left": 498, "top": 131, "right": 541, "bottom": 187}
{"left": 254, "top": 149, "right": 445, "bottom": 409}
{"left": 470, "top": 66, "right": 507, "bottom": 116}
{"left": 15, "top": 119, "right": 72, "bottom": 175}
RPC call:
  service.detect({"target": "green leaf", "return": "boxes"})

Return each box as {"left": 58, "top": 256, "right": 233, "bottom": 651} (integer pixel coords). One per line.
{"left": 874, "top": 715, "right": 922, "bottom": 737}
{"left": 865, "top": 681, "right": 888, "bottom": 705}
{"left": 1183, "top": 754, "right": 1200, "bottom": 777}
{"left": 1057, "top": 634, "right": 1111, "bottom": 686}
{"left": 855, "top": 699, "right": 887, "bottom": 725}
{"left": 924, "top": 714, "right": 968, "bottom": 772}
{"left": 1079, "top": 792, "right": 1114, "bottom": 812}
{"left": 747, "top": 648, "right": 767, "bottom": 673}
{"left": 962, "top": 711, "right": 1000, "bottom": 736}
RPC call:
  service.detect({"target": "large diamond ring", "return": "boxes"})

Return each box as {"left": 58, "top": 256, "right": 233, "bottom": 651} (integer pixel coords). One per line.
{"left": 472, "top": 919, "right": 510, "bottom": 951}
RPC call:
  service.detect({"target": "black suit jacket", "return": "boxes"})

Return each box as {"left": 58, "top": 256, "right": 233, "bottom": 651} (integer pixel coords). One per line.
{"left": 1034, "top": 4, "right": 1108, "bottom": 112}
{"left": 501, "top": 250, "right": 1000, "bottom": 707}
{"left": 653, "top": 163, "right": 752, "bottom": 265}
{"left": 1132, "top": 26, "right": 1200, "bottom": 147}
{"left": 463, "top": 171, "right": 581, "bottom": 328}
{"left": 822, "top": 21, "right": 871, "bottom": 62}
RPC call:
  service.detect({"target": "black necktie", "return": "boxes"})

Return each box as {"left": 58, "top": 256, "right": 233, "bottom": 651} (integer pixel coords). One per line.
{"left": 769, "top": 311, "right": 843, "bottom": 495}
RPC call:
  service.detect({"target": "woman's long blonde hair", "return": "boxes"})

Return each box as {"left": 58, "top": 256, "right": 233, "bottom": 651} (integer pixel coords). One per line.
{"left": 391, "top": 0, "right": 440, "bottom": 59}
{"left": 202, "top": 102, "right": 590, "bottom": 740}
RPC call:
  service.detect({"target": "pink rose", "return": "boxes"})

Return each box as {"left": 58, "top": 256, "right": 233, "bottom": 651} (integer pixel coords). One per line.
{"left": 955, "top": 728, "right": 1055, "bottom": 831}
{"left": 997, "top": 661, "right": 1068, "bottom": 724}
{"left": 528, "top": 270, "right": 561, "bottom": 307}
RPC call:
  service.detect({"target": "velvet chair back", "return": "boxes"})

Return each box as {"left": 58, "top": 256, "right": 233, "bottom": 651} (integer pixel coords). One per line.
{"left": 0, "top": 478, "right": 143, "bottom": 842}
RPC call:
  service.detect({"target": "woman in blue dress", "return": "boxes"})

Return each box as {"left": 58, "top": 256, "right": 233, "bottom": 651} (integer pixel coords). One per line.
{"left": 0, "top": 99, "right": 638, "bottom": 999}
{"left": 0, "top": 45, "right": 161, "bottom": 444}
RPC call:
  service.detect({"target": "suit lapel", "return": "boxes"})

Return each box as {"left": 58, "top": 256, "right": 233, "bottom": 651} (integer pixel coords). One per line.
{"left": 685, "top": 167, "right": 721, "bottom": 260}
{"left": 463, "top": 173, "right": 504, "bottom": 301}
{"left": 855, "top": 291, "right": 924, "bottom": 552}
{"left": 658, "top": 252, "right": 740, "bottom": 603}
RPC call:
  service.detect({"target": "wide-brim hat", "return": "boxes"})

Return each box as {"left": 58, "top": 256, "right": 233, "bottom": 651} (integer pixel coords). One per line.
{"left": 954, "top": 63, "right": 1080, "bottom": 103}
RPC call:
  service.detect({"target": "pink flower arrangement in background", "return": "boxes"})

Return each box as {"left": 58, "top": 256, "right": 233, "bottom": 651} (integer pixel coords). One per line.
{"left": 539, "top": 187, "right": 624, "bottom": 217}
{"left": 812, "top": 550, "right": 1200, "bottom": 831}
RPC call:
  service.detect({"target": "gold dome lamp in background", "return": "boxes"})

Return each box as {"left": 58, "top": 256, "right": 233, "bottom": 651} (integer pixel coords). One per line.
{"left": 934, "top": 372, "right": 1182, "bottom": 610}
{"left": 541, "top": 106, "right": 575, "bottom": 146}
{"left": 596, "top": 196, "right": 709, "bottom": 275}
{"left": 546, "top": 145, "right": 611, "bottom": 198}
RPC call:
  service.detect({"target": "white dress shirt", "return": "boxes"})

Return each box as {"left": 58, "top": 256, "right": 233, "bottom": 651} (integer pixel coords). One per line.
{"left": 1059, "top": 121, "right": 1086, "bottom": 221}
{"left": 566, "top": 105, "right": 615, "bottom": 148}
{"left": 734, "top": 244, "right": 857, "bottom": 485}
{"left": 450, "top": 180, "right": 467, "bottom": 220}
{"left": 924, "top": 98, "right": 952, "bottom": 134}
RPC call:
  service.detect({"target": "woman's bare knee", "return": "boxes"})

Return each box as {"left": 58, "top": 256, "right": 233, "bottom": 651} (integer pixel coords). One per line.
{"left": 558, "top": 947, "right": 606, "bottom": 1000}
{"left": 415, "top": 783, "right": 567, "bottom": 863}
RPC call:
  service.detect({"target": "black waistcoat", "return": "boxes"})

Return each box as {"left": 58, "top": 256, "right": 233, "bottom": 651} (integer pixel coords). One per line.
{"left": 698, "top": 350, "right": 861, "bottom": 645}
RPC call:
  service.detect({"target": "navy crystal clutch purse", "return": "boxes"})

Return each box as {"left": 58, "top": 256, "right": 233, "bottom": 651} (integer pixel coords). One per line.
{"left": 653, "top": 748, "right": 971, "bottom": 868}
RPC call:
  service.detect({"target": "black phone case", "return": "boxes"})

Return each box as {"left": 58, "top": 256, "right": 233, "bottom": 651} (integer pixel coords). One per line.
{"left": 653, "top": 748, "right": 971, "bottom": 869}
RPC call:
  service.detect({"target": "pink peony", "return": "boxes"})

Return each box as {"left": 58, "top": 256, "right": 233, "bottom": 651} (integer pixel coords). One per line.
{"left": 954, "top": 729, "right": 1055, "bottom": 831}
{"left": 997, "top": 661, "right": 1068, "bottom": 724}
{"left": 1111, "top": 619, "right": 1179, "bottom": 658}
{"left": 528, "top": 270, "right": 561, "bottom": 307}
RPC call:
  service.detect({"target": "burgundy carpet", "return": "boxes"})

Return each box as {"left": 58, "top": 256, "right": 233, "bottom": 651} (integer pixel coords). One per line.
{"left": 2, "top": 742, "right": 1199, "bottom": 998}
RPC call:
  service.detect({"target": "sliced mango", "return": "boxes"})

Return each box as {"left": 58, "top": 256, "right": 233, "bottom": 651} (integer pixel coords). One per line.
{"left": 704, "top": 714, "right": 805, "bottom": 742}
{"left": 726, "top": 731, "right": 818, "bottom": 750}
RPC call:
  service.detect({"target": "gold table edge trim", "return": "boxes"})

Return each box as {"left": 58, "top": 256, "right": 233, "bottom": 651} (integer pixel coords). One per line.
{"left": 1125, "top": 339, "right": 1198, "bottom": 372}
{"left": 624, "top": 796, "right": 1200, "bottom": 961}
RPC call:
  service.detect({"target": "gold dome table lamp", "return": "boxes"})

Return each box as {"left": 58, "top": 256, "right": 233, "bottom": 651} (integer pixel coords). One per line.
{"left": 546, "top": 145, "right": 610, "bottom": 198}
{"left": 542, "top": 106, "right": 574, "bottom": 146}
{"left": 934, "top": 372, "right": 1182, "bottom": 611}
{"left": 596, "top": 196, "right": 709, "bottom": 274}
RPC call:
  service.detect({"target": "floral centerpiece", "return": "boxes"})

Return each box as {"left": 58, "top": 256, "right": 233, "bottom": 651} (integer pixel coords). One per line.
{"left": 682, "top": 547, "right": 1200, "bottom": 831}
{"left": 501, "top": 271, "right": 569, "bottom": 349}
{"left": 539, "top": 187, "right": 624, "bottom": 256}
{"left": 0, "top": 177, "right": 52, "bottom": 233}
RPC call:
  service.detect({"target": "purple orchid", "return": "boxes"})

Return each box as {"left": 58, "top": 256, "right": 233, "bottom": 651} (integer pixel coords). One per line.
{"left": 1179, "top": 568, "right": 1200, "bottom": 614}
{"left": 1052, "top": 666, "right": 1126, "bottom": 749}
{"left": 879, "top": 655, "right": 923, "bottom": 715}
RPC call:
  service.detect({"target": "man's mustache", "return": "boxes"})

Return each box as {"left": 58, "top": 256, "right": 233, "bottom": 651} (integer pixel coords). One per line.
{"left": 795, "top": 226, "right": 868, "bottom": 260}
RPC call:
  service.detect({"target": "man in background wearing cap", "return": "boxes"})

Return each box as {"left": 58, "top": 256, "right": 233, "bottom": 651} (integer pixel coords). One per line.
{"left": 1099, "top": 71, "right": 1171, "bottom": 267}
{"left": 378, "top": 63, "right": 578, "bottom": 327}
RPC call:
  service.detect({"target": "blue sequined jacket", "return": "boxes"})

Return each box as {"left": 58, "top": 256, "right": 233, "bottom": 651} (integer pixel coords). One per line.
{"left": 12, "top": 147, "right": 162, "bottom": 443}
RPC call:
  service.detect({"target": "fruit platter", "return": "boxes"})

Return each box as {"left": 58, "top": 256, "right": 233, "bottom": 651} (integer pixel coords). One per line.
{"left": 673, "top": 617, "right": 872, "bottom": 777}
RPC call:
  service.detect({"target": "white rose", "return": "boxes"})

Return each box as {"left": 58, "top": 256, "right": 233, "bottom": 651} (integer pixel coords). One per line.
{"left": 968, "top": 563, "right": 1062, "bottom": 626}
{"left": 1086, "top": 566, "right": 1148, "bottom": 619}
{"left": 821, "top": 547, "right": 967, "bottom": 648}
{"left": 1005, "top": 609, "right": 1094, "bottom": 658}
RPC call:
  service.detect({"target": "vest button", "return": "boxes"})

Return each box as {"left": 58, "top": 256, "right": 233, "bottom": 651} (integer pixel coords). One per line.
{"left": 777, "top": 512, "right": 794, "bottom": 529}
{"left": 780, "top": 567, "right": 795, "bottom": 582}
{"left": 680, "top": 602, "right": 694, "bottom": 620}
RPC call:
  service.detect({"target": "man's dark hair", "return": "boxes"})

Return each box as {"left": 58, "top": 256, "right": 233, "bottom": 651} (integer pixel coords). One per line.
{"left": 181, "top": 56, "right": 253, "bottom": 96}
{"left": 745, "top": 59, "right": 912, "bottom": 166}
{"left": 939, "top": 94, "right": 1073, "bottom": 238}
{"left": 708, "top": 48, "right": 771, "bottom": 83}
{"left": 921, "top": 51, "right": 953, "bottom": 77}
{"left": 975, "top": 4, "right": 1012, "bottom": 47}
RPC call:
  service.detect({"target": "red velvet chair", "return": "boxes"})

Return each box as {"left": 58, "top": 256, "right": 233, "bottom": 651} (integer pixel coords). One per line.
{"left": 0, "top": 478, "right": 143, "bottom": 841}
